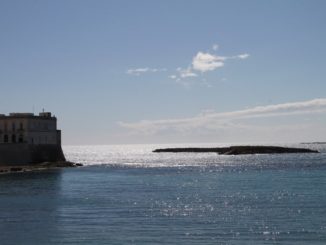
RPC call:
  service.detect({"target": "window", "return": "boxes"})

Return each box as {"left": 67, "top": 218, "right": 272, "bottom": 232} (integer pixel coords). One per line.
{"left": 19, "top": 122, "right": 23, "bottom": 130}
{"left": 18, "top": 135, "right": 23, "bottom": 143}
{"left": 12, "top": 134, "right": 16, "bottom": 143}
{"left": 12, "top": 123, "right": 16, "bottom": 131}
{"left": 4, "top": 135, "right": 8, "bottom": 143}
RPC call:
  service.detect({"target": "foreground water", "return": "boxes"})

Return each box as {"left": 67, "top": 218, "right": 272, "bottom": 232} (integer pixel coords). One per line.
{"left": 1, "top": 143, "right": 326, "bottom": 244}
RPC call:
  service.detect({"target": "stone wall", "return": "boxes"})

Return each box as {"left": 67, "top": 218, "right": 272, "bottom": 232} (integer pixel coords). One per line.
{"left": 0, "top": 143, "right": 66, "bottom": 166}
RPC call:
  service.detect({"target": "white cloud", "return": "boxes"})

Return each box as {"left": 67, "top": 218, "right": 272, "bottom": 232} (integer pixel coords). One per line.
{"left": 126, "top": 67, "right": 166, "bottom": 76}
{"left": 169, "top": 67, "right": 198, "bottom": 86}
{"left": 169, "top": 75, "right": 177, "bottom": 79}
{"left": 237, "top": 53, "right": 250, "bottom": 59}
{"left": 119, "top": 98, "right": 326, "bottom": 134}
{"left": 177, "top": 67, "right": 198, "bottom": 78}
{"left": 126, "top": 68, "right": 149, "bottom": 75}
{"left": 126, "top": 44, "right": 249, "bottom": 86}
{"left": 191, "top": 46, "right": 249, "bottom": 73}
{"left": 192, "top": 52, "right": 225, "bottom": 72}
{"left": 190, "top": 50, "right": 249, "bottom": 73}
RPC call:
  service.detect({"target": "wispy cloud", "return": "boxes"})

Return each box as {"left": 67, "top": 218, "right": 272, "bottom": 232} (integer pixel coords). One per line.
{"left": 169, "top": 44, "right": 249, "bottom": 84}
{"left": 126, "top": 44, "right": 249, "bottom": 86}
{"left": 212, "top": 44, "right": 219, "bottom": 51}
{"left": 177, "top": 67, "right": 198, "bottom": 78}
{"left": 118, "top": 98, "right": 326, "bottom": 134}
{"left": 126, "top": 67, "right": 167, "bottom": 76}
{"left": 237, "top": 53, "right": 250, "bottom": 59}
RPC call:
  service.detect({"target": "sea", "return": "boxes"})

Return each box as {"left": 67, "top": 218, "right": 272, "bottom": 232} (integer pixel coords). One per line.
{"left": 1, "top": 143, "right": 326, "bottom": 244}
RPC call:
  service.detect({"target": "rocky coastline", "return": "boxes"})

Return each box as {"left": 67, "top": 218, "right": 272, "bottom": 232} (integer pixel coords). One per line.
{"left": 153, "top": 145, "right": 319, "bottom": 155}
{"left": 0, "top": 161, "right": 83, "bottom": 174}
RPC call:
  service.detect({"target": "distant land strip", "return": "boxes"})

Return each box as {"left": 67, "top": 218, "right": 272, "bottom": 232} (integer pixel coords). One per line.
{"left": 153, "top": 146, "right": 319, "bottom": 155}
{"left": 301, "top": 142, "right": 326, "bottom": 145}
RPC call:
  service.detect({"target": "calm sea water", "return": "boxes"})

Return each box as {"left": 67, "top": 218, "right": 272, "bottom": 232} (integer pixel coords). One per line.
{"left": 1, "top": 143, "right": 326, "bottom": 244}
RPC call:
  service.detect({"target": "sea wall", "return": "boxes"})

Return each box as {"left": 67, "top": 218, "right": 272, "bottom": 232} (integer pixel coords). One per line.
{"left": 0, "top": 144, "right": 66, "bottom": 166}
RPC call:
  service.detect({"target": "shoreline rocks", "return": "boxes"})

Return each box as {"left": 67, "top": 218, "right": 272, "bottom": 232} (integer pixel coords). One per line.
{"left": 153, "top": 145, "right": 319, "bottom": 155}
{"left": 0, "top": 161, "right": 83, "bottom": 175}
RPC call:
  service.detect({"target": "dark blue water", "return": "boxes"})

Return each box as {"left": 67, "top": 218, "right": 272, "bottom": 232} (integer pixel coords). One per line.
{"left": 1, "top": 144, "right": 326, "bottom": 244}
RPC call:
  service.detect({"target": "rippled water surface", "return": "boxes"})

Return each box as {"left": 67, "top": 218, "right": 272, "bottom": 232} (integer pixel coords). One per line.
{"left": 1, "top": 143, "right": 326, "bottom": 244}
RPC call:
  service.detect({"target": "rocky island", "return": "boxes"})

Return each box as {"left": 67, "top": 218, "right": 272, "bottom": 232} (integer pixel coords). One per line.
{"left": 153, "top": 145, "right": 319, "bottom": 155}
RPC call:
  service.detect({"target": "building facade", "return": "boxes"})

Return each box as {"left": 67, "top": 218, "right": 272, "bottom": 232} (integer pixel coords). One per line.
{"left": 0, "top": 111, "right": 66, "bottom": 165}
{"left": 0, "top": 112, "right": 61, "bottom": 145}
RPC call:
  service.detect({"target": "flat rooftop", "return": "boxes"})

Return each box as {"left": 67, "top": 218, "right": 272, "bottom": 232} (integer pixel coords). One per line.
{"left": 0, "top": 112, "right": 56, "bottom": 119}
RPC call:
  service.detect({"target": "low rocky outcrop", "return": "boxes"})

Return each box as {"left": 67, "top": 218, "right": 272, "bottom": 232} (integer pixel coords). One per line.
{"left": 0, "top": 161, "right": 82, "bottom": 174}
{"left": 153, "top": 146, "right": 319, "bottom": 155}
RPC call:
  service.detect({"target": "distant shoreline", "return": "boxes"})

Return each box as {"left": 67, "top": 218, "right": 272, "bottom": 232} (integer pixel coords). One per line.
{"left": 153, "top": 145, "right": 319, "bottom": 155}
{"left": 301, "top": 142, "right": 326, "bottom": 145}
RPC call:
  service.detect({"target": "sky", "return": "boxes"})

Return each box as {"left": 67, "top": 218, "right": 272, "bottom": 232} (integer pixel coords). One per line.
{"left": 1, "top": 0, "right": 326, "bottom": 145}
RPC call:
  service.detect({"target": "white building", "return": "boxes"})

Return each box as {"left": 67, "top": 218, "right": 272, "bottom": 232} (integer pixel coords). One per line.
{"left": 0, "top": 112, "right": 61, "bottom": 145}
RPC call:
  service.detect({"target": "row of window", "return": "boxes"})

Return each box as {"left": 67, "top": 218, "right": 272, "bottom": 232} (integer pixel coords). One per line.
{"left": 1, "top": 134, "right": 57, "bottom": 144}
{"left": 0, "top": 122, "right": 24, "bottom": 131}
{"left": 0, "top": 121, "right": 54, "bottom": 131}
{"left": 3, "top": 134, "right": 24, "bottom": 143}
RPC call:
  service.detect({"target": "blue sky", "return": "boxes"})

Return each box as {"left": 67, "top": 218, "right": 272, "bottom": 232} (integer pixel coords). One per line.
{"left": 1, "top": 0, "right": 326, "bottom": 144}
